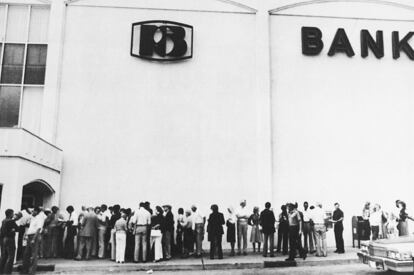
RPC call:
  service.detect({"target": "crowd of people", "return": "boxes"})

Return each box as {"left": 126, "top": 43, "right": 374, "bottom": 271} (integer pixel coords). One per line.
{"left": 0, "top": 199, "right": 410, "bottom": 274}
{"left": 360, "top": 200, "right": 414, "bottom": 241}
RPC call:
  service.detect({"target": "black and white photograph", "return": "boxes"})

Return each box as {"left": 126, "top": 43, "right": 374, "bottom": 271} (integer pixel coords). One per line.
{"left": 0, "top": 0, "right": 414, "bottom": 274}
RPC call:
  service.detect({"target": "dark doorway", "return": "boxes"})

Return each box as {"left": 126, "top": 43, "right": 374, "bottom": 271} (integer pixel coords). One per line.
{"left": 21, "top": 180, "right": 54, "bottom": 208}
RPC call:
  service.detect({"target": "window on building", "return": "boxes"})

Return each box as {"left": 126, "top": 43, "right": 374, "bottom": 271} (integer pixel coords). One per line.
{"left": 0, "top": 86, "right": 20, "bottom": 127}
{"left": 0, "top": 4, "right": 49, "bottom": 133}
{"left": 0, "top": 185, "right": 3, "bottom": 209}
{"left": 1, "top": 43, "right": 24, "bottom": 84}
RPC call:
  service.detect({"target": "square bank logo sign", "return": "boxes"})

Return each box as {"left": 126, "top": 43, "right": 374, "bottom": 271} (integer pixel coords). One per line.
{"left": 131, "top": 20, "right": 193, "bottom": 61}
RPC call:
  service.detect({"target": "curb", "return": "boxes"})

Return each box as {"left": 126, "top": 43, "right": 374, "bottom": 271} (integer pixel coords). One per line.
{"left": 44, "top": 257, "right": 359, "bottom": 273}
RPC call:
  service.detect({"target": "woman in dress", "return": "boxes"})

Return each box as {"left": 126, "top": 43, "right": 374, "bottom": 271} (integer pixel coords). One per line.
{"left": 226, "top": 207, "right": 237, "bottom": 256}
{"left": 248, "top": 207, "right": 263, "bottom": 253}
{"left": 397, "top": 201, "right": 414, "bottom": 236}
{"left": 114, "top": 209, "right": 127, "bottom": 263}
{"left": 150, "top": 206, "right": 165, "bottom": 262}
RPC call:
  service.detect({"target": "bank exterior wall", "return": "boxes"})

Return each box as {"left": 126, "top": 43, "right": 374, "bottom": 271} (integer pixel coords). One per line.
{"left": 56, "top": 4, "right": 265, "bottom": 214}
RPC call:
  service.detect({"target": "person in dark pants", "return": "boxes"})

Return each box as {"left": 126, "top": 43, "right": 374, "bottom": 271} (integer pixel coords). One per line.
{"left": 207, "top": 205, "right": 225, "bottom": 260}
{"left": 260, "top": 202, "right": 276, "bottom": 257}
{"left": 332, "top": 203, "right": 345, "bottom": 253}
{"left": 162, "top": 205, "right": 174, "bottom": 260}
{"left": 286, "top": 203, "right": 306, "bottom": 262}
{"left": 176, "top": 208, "right": 184, "bottom": 256}
{"left": 64, "top": 206, "right": 77, "bottom": 259}
{"left": 0, "top": 209, "right": 19, "bottom": 274}
{"left": 276, "top": 205, "right": 289, "bottom": 255}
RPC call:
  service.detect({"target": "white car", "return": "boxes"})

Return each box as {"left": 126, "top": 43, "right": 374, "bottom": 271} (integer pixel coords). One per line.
{"left": 358, "top": 236, "right": 414, "bottom": 272}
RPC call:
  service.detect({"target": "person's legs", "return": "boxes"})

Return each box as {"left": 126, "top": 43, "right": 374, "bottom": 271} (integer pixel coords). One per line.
{"left": 287, "top": 226, "right": 298, "bottom": 260}
{"left": 76, "top": 237, "right": 85, "bottom": 260}
{"left": 338, "top": 227, "right": 345, "bottom": 252}
{"left": 334, "top": 226, "right": 340, "bottom": 251}
{"left": 51, "top": 228, "right": 59, "bottom": 258}
{"left": 242, "top": 224, "right": 248, "bottom": 254}
{"left": 116, "top": 233, "right": 126, "bottom": 263}
{"left": 111, "top": 229, "right": 116, "bottom": 261}
{"left": 237, "top": 223, "right": 242, "bottom": 254}
{"left": 91, "top": 232, "right": 97, "bottom": 258}
{"left": 217, "top": 235, "right": 223, "bottom": 259}
{"left": 28, "top": 234, "right": 40, "bottom": 275}
{"left": 4, "top": 237, "right": 16, "bottom": 274}
{"left": 282, "top": 229, "right": 289, "bottom": 254}
{"left": 141, "top": 231, "right": 148, "bottom": 262}
{"left": 314, "top": 227, "right": 322, "bottom": 256}
{"left": 210, "top": 237, "right": 216, "bottom": 259}
{"left": 309, "top": 226, "right": 315, "bottom": 253}
{"left": 230, "top": 242, "right": 235, "bottom": 256}
{"left": 195, "top": 225, "right": 203, "bottom": 256}
{"left": 85, "top": 237, "right": 92, "bottom": 260}
{"left": 263, "top": 233, "right": 269, "bottom": 256}
{"left": 21, "top": 239, "right": 32, "bottom": 273}
{"left": 98, "top": 228, "right": 106, "bottom": 259}
{"left": 276, "top": 229, "right": 282, "bottom": 252}
{"left": 163, "top": 231, "right": 171, "bottom": 259}
{"left": 321, "top": 227, "right": 327, "bottom": 256}
{"left": 154, "top": 236, "right": 163, "bottom": 261}
{"left": 134, "top": 234, "right": 140, "bottom": 262}
{"left": 269, "top": 233, "right": 274, "bottom": 257}
{"left": 371, "top": 226, "right": 379, "bottom": 240}
{"left": 303, "top": 223, "right": 309, "bottom": 252}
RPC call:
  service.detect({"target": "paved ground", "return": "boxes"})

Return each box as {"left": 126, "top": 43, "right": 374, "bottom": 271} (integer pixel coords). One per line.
{"left": 30, "top": 247, "right": 367, "bottom": 274}
{"left": 39, "top": 264, "right": 401, "bottom": 275}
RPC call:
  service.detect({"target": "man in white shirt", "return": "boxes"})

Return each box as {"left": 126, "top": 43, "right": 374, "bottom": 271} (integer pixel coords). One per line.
{"left": 191, "top": 205, "right": 205, "bottom": 257}
{"left": 302, "top": 202, "right": 315, "bottom": 254}
{"left": 21, "top": 207, "right": 44, "bottom": 274}
{"left": 97, "top": 205, "right": 110, "bottom": 259}
{"left": 130, "top": 202, "right": 151, "bottom": 262}
{"left": 235, "top": 200, "right": 249, "bottom": 255}
{"left": 311, "top": 203, "right": 327, "bottom": 257}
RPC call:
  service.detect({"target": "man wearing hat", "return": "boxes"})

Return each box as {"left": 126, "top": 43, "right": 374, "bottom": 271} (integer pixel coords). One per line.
{"left": 162, "top": 205, "right": 174, "bottom": 260}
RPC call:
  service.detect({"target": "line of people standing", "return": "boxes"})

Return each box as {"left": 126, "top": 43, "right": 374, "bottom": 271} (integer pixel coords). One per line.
{"left": 0, "top": 200, "right": 346, "bottom": 274}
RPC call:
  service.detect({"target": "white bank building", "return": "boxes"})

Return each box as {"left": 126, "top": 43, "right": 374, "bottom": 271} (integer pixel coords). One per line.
{"left": 1, "top": 0, "right": 414, "bottom": 246}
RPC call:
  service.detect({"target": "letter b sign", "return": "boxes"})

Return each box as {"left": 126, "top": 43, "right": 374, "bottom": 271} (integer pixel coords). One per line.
{"left": 131, "top": 21, "right": 193, "bottom": 61}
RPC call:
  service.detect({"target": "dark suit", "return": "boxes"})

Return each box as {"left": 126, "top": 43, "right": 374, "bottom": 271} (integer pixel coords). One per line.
{"left": 207, "top": 212, "right": 225, "bottom": 259}
{"left": 260, "top": 209, "right": 275, "bottom": 257}
{"left": 76, "top": 212, "right": 98, "bottom": 260}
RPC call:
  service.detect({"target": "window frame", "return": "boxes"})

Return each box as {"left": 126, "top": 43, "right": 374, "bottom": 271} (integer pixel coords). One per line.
{"left": 0, "top": 4, "right": 49, "bottom": 128}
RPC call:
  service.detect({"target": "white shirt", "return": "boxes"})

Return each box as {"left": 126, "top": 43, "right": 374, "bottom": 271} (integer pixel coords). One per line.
{"left": 130, "top": 207, "right": 151, "bottom": 226}
{"left": 66, "top": 211, "right": 78, "bottom": 226}
{"left": 370, "top": 211, "right": 382, "bottom": 226}
{"left": 16, "top": 209, "right": 31, "bottom": 227}
{"left": 235, "top": 207, "right": 250, "bottom": 220}
{"left": 311, "top": 207, "right": 326, "bottom": 224}
{"left": 191, "top": 210, "right": 205, "bottom": 230}
{"left": 27, "top": 214, "right": 45, "bottom": 235}
{"left": 303, "top": 209, "right": 312, "bottom": 222}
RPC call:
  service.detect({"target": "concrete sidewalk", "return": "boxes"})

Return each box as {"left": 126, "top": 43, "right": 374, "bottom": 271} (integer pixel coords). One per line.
{"left": 33, "top": 247, "right": 360, "bottom": 273}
